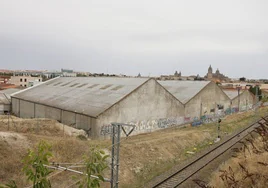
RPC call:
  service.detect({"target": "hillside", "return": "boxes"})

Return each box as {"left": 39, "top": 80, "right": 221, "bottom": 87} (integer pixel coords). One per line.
{"left": 1, "top": 107, "right": 268, "bottom": 187}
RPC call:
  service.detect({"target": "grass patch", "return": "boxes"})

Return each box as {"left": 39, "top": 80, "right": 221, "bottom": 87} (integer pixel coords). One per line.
{"left": 124, "top": 107, "right": 268, "bottom": 187}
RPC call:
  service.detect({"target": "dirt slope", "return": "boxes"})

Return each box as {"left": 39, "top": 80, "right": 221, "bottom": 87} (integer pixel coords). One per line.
{"left": 0, "top": 107, "right": 268, "bottom": 187}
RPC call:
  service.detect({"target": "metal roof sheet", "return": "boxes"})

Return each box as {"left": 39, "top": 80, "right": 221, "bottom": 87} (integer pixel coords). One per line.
{"left": 158, "top": 81, "right": 211, "bottom": 104}
{"left": 0, "top": 88, "right": 21, "bottom": 105}
{"left": 223, "top": 89, "right": 243, "bottom": 100}
{"left": 12, "top": 77, "right": 149, "bottom": 117}
{"left": 0, "top": 93, "right": 10, "bottom": 105}
{"left": 1, "top": 88, "right": 22, "bottom": 95}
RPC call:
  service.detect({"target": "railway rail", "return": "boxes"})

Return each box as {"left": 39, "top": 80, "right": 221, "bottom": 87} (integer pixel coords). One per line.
{"left": 148, "top": 116, "right": 268, "bottom": 188}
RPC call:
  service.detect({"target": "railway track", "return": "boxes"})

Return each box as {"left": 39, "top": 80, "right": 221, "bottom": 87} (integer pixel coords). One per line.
{"left": 148, "top": 116, "right": 268, "bottom": 188}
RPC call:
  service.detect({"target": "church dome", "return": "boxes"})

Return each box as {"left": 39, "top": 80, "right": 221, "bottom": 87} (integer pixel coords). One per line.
{"left": 208, "top": 65, "right": 212, "bottom": 72}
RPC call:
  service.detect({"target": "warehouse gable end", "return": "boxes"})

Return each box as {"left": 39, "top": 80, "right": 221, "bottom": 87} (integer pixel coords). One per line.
{"left": 96, "top": 79, "right": 185, "bottom": 138}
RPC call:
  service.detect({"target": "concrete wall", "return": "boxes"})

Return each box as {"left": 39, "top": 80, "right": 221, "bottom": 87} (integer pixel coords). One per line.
{"left": 11, "top": 97, "right": 95, "bottom": 136}
{"left": 96, "top": 79, "right": 185, "bottom": 138}
{"left": 185, "top": 82, "right": 230, "bottom": 119}
{"left": 11, "top": 98, "right": 20, "bottom": 115}
{"left": 19, "top": 100, "right": 35, "bottom": 118}
{"left": 231, "top": 90, "right": 254, "bottom": 111}
{"left": 0, "top": 104, "right": 10, "bottom": 114}
{"left": 61, "top": 110, "right": 76, "bottom": 126}
{"left": 35, "top": 104, "right": 61, "bottom": 120}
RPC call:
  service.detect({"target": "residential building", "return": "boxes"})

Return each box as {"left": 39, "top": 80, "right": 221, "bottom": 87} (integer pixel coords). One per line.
{"left": 10, "top": 75, "right": 42, "bottom": 87}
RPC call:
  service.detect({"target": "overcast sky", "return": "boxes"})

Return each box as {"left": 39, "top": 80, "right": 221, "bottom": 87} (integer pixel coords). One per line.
{"left": 0, "top": 0, "right": 267, "bottom": 78}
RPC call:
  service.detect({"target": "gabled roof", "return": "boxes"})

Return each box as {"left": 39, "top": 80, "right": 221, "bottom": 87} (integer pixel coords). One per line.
{"left": 12, "top": 77, "right": 150, "bottom": 117}
{"left": 0, "top": 88, "right": 21, "bottom": 105}
{"left": 223, "top": 89, "right": 244, "bottom": 100}
{"left": 1, "top": 88, "right": 22, "bottom": 96}
{"left": 0, "top": 93, "right": 10, "bottom": 105}
{"left": 158, "top": 81, "right": 211, "bottom": 104}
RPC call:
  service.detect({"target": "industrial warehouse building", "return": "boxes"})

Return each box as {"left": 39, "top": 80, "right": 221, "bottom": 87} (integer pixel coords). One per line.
{"left": 223, "top": 89, "right": 255, "bottom": 112}
{"left": 11, "top": 77, "right": 256, "bottom": 139}
{"left": 11, "top": 77, "right": 185, "bottom": 138}
{"left": 0, "top": 88, "right": 21, "bottom": 114}
{"left": 158, "top": 81, "right": 231, "bottom": 119}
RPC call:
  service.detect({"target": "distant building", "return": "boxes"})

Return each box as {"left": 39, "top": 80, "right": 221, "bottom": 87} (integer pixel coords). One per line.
{"left": 42, "top": 71, "right": 62, "bottom": 79}
{"left": 174, "top": 71, "right": 181, "bottom": 77}
{"left": 205, "top": 65, "right": 230, "bottom": 82}
{"left": 0, "top": 88, "right": 22, "bottom": 114}
{"left": 159, "top": 71, "right": 198, "bottom": 81}
{"left": 61, "top": 69, "right": 77, "bottom": 77}
{"left": 42, "top": 69, "right": 77, "bottom": 79}
{"left": 10, "top": 75, "right": 42, "bottom": 88}
{"left": 0, "top": 76, "right": 10, "bottom": 84}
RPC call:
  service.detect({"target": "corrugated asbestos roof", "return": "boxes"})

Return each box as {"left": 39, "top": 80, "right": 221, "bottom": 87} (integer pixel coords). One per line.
{"left": 223, "top": 89, "right": 242, "bottom": 100}
{"left": 12, "top": 77, "right": 149, "bottom": 117}
{"left": 1, "top": 88, "right": 22, "bottom": 95}
{"left": 0, "top": 93, "right": 10, "bottom": 105}
{"left": 0, "top": 88, "right": 22, "bottom": 105}
{"left": 158, "top": 81, "right": 211, "bottom": 104}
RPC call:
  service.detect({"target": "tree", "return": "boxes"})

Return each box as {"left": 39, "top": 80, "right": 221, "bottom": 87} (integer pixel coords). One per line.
{"left": 22, "top": 141, "right": 53, "bottom": 188}
{"left": 239, "top": 77, "right": 246, "bottom": 82}
{"left": 249, "top": 86, "right": 262, "bottom": 101}
{"left": 76, "top": 147, "right": 109, "bottom": 188}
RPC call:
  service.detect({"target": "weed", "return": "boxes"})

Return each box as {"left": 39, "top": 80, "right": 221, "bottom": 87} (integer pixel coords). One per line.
{"left": 208, "top": 117, "right": 268, "bottom": 188}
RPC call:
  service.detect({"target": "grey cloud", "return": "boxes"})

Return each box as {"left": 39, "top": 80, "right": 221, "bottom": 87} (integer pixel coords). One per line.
{"left": 0, "top": 0, "right": 268, "bottom": 79}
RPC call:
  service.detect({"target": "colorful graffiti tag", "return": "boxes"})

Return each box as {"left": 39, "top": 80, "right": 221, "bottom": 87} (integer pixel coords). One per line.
{"left": 100, "top": 116, "right": 190, "bottom": 136}
{"left": 100, "top": 105, "right": 254, "bottom": 136}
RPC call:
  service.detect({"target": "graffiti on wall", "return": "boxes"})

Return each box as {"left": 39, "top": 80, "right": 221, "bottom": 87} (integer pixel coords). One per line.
{"left": 200, "top": 114, "right": 223, "bottom": 124}
{"left": 157, "top": 117, "right": 185, "bottom": 129}
{"left": 225, "top": 107, "right": 238, "bottom": 115}
{"left": 100, "top": 124, "right": 113, "bottom": 136}
{"left": 225, "top": 105, "right": 253, "bottom": 114}
{"left": 191, "top": 116, "right": 202, "bottom": 126}
{"left": 100, "top": 104, "right": 255, "bottom": 136}
{"left": 100, "top": 116, "right": 191, "bottom": 136}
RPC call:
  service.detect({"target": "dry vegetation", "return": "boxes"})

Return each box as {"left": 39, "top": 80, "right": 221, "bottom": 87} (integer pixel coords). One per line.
{"left": 208, "top": 123, "right": 268, "bottom": 188}
{"left": 0, "top": 107, "right": 268, "bottom": 187}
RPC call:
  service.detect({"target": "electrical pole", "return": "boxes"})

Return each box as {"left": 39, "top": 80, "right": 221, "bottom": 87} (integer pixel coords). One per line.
{"left": 217, "top": 118, "right": 221, "bottom": 139}
{"left": 255, "top": 85, "right": 259, "bottom": 120}
{"left": 110, "top": 123, "right": 135, "bottom": 188}
{"left": 111, "top": 123, "right": 121, "bottom": 188}
{"left": 200, "top": 103, "right": 202, "bottom": 119}
{"left": 237, "top": 87, "right": 241, "bottom": 112}
{"left": 8, "top": 112, "right": 10, "bottom": 131}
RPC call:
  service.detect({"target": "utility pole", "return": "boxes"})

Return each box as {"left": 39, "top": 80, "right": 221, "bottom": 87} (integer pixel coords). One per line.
{"left": 8, "top": 112, "right": 10, "bottom": 131}
{"left": 217, "top": 118, "right": 221, "bottom": 139}
{"left": 237, "top": 87, "right": 241, "bottom": 112}
{"left": 200, "top": 103, "right": 202, "bottom": 119}
{"left": 110, "top": 123, "right": 135, "bottom": 188}
{"left": 255, "top": 85, "right": 259, "bottom": 120}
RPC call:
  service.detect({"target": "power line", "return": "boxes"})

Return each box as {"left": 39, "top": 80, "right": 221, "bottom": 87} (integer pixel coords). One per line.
{"left": 44, "top": 164, "right": 111, "bottom": 182}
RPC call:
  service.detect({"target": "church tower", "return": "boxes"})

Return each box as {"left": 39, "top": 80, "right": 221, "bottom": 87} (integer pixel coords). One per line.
{"left": 216, "top": 68, "right": 220, "bottom": 75}
{"left": 207, "top": 65, "right": 213, "bottom": 79}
